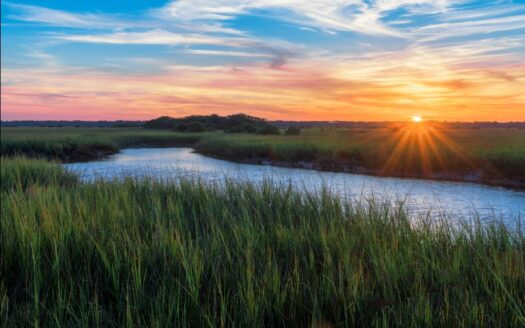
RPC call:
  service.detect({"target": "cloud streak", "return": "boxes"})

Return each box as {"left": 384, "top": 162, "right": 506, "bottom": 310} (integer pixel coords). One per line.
{"left": 3, "top": 2, "right": 136, "bottom": 29}
{"left": 57, "top": 29, "right": 231, "bottom": 46}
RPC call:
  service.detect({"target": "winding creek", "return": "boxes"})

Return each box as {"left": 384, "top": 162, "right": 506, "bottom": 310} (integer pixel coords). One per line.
{"left": 63, "top": 147, "right": 525, "bottom": 224}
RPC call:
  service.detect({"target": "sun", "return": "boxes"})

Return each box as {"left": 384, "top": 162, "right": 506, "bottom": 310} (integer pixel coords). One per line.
{"left": 412, "top": 115, "right": 422, "bottom": 123}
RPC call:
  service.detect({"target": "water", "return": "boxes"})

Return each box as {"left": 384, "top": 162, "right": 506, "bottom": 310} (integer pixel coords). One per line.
{"left": 64, "top": 148, "right": 525, "bottom": 222}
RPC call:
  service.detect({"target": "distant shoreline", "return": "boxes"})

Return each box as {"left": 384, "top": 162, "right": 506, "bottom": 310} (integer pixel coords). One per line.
{"left": 2, "top": 120, "right": 525, "bottom": 129}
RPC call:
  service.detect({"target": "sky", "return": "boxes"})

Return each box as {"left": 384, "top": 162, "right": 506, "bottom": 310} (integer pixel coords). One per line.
{"left": 1, "top": 0, "right": 525, "bottom": 121}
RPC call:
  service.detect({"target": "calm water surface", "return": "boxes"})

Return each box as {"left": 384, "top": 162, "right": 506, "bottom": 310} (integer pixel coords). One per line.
{"left": 64, "top": 148, "right": 525, "bottom": 222}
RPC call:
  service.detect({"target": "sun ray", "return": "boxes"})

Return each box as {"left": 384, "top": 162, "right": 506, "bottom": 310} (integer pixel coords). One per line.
{"left": 380, "top": 120, "right": 487, "bottom": 178}
{"left": 421, "top": 129, "right": 447, "bottom": 172}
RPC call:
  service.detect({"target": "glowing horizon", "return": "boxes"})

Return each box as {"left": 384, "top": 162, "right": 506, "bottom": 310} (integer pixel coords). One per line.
{"left": 1, "top": 1, "right": 525, "bottom": 122}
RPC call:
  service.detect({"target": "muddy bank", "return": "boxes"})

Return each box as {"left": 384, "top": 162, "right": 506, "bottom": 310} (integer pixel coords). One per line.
{"left": 61, "top": 144, "right": 118, "bottom": 162}
{"left": 195, "top": 150, "right": 525, "bottom": 190}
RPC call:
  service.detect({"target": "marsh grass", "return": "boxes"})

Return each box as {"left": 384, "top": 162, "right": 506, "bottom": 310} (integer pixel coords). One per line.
{"left": 0, "top": 156, "right": 79, "bottom": 191}
{"left": 2, "top": 127, "right": 525, "bottom": 182}
{"left": 194, "top": 128, "right": 525, "bottom": 180}
{"left": 0, "top": 128, "right": 206, "bottom": 161}
{"left": 1, "top": 158, "right": 524, "bottom": 327}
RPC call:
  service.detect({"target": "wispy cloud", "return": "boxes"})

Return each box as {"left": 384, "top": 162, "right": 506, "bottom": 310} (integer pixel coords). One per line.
{"left": 156, "top": 0, "right": 464, "bottom": 37}
{"left": 3, "top": 2, "right": 135, "bottom": 29}
{"left": 441, "top": 3, "right": 525, "bottom": 22}
{"left": 159, "top": 0, "right": 404, "bottom": 36}
{"left": 182, "top": 49, "right": 273, "bottom": 58}
{"left": 54, "top": 26, "right": 300, "bottom": 68}
{"left": 417, "top": 14, "right": 525, "bottom": 42}
{"left": 57, "top": 29, "right": 231, "bottom": 46}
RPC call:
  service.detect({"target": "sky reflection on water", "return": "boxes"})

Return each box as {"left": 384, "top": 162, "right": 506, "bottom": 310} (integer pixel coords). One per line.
{"left": 64, "top": 148, "right": 525, "bottom": 224}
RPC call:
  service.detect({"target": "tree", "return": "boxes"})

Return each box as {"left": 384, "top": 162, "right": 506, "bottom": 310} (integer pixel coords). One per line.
{"left": 257, "top": 124, "right": 280, "bottom": 135}
{"left": 175, "top": 123, "right": 188, "bottom": 132}
{"left": 285, "top": 126, "right": 301, "bottom": 136}
{"left": 187, "top": 122, "right": 205, "bottom": 132}
{"left": 242, "top": 123, "right": 257, "bottom": 133}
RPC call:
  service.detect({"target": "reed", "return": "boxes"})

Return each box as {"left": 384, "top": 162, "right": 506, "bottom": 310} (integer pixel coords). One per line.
{"left": 1, "top": 157, "right": 524, "bottom": 327}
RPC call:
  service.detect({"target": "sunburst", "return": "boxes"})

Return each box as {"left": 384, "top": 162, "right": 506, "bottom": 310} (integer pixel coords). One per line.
{"left": 381, "top": 121, "right": 478, "bottom": 177}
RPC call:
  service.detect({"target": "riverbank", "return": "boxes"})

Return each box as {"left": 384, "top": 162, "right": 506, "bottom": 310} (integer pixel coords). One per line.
{"left": 192, "top": 127, "right": 525, "bottom": 190}
{"left": 196, "top": 150, "right": 525, "bottom": 190}
{"left": 2, "top": 126, "right": 524, "bottom": 189}
{"left": 0, "top": 127, "right": 205, "bottom": 162}
{"left": 2, "top": 157, "right": 524, "bottom": 327}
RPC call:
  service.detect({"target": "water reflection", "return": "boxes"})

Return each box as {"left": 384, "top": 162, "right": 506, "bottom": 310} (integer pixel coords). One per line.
{"left": 64, "top": 148, "right": 525, "bottom": 223}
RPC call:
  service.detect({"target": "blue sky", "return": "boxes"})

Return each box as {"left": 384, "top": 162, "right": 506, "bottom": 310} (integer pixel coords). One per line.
{"left": 2, "top": 0, "right": 525, "bottom": 120}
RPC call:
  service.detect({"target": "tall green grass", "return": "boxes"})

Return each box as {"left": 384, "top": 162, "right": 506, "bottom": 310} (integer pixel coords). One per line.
{"left": 0, "top": 156, "right": 78, "bottom": 191}
{"left": 1, "top": 127, "right": 206, "bottom": 161}
{"left": 1, "top": 158, "right": 524, "bottom": 327}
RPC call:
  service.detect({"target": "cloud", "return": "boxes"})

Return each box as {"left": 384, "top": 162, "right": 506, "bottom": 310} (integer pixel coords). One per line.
{"left": 441, "top": 3, "right": 525, "bottom": 22}
{"left": 56, "top": 29, "right": 299, "bottom": 68}
{"left": 155, "top": 0, "right": 461, "bottom": 37}
{"left": 159, "top": 0, "right": 405, "bottom": 36}
{"left": 183, "top": 49, "right": 272, "bottom": 58}
{"left": 417, "top": 14, "right": 525, "bottom": 42}
{"left": 3, "top": 2, "right": 135, "bottom": 29}
{"left": 57, "top": 29, "right": 231, "bottom": 45}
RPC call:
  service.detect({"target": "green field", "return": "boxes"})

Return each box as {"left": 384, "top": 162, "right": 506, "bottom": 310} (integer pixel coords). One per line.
{"left": 2, "top": 126, "right": 525, "bottom": 187}
{"left": 1, "top": 157, "right": 524, "bottom": 327}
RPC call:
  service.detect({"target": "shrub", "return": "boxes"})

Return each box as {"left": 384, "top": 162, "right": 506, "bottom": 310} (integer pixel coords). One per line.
{"left": 227, "top": 123, "right": 258, "bottom": 134}
{"left": 257, "top": 124, "right": 280, "bottom": 135}
{"left": 187, "top": 122, "right": 205, "bottom": 132}
{"left": 285, "top": 126, "right": 301, "bottom": 136}
{"left": 175, "top": 123, "right": 188, "bottom": 132}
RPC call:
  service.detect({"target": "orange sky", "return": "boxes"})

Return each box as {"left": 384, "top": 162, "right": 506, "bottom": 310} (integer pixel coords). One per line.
{"left": 3, "top": 59, "right": 524, "bottom": 121}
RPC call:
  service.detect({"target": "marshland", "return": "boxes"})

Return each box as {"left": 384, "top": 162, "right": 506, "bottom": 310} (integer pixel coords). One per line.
{"left": 1, "top": 121, "right": 525, "bottom": 327}
{"left": 2, "top": 122, "right": 524, "bottom": 188}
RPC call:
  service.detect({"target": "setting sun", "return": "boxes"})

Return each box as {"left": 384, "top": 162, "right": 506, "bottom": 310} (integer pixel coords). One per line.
{"left": 412, "top": 115, "right": 423, "bottom": 123}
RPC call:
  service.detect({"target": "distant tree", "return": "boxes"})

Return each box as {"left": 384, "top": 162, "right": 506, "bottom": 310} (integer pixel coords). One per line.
{"left": 144, "top": 116, "right": 178, "bottom": 129}
{"left": 227, "top": 123, "right": 258, "bottom": 133}
{"left": 187, "top": 122, "right": 205, "bottom": 132}
{"left": 145, "top": 113, "right": 280, "bottom": 133}
{"left": 242, "top": 123, "right": 257, "bottom": 133}
{"left": 285, "top": 126, "right": 301, "bottom": 136}
{"left": 226, "top": 113, "right": 265, "bottom": 128}
{"left": 257, "top": 124, "right": 280, "bottom": 135}
{"left": 175, "top": 123, "right": 188, "bottom": 132}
